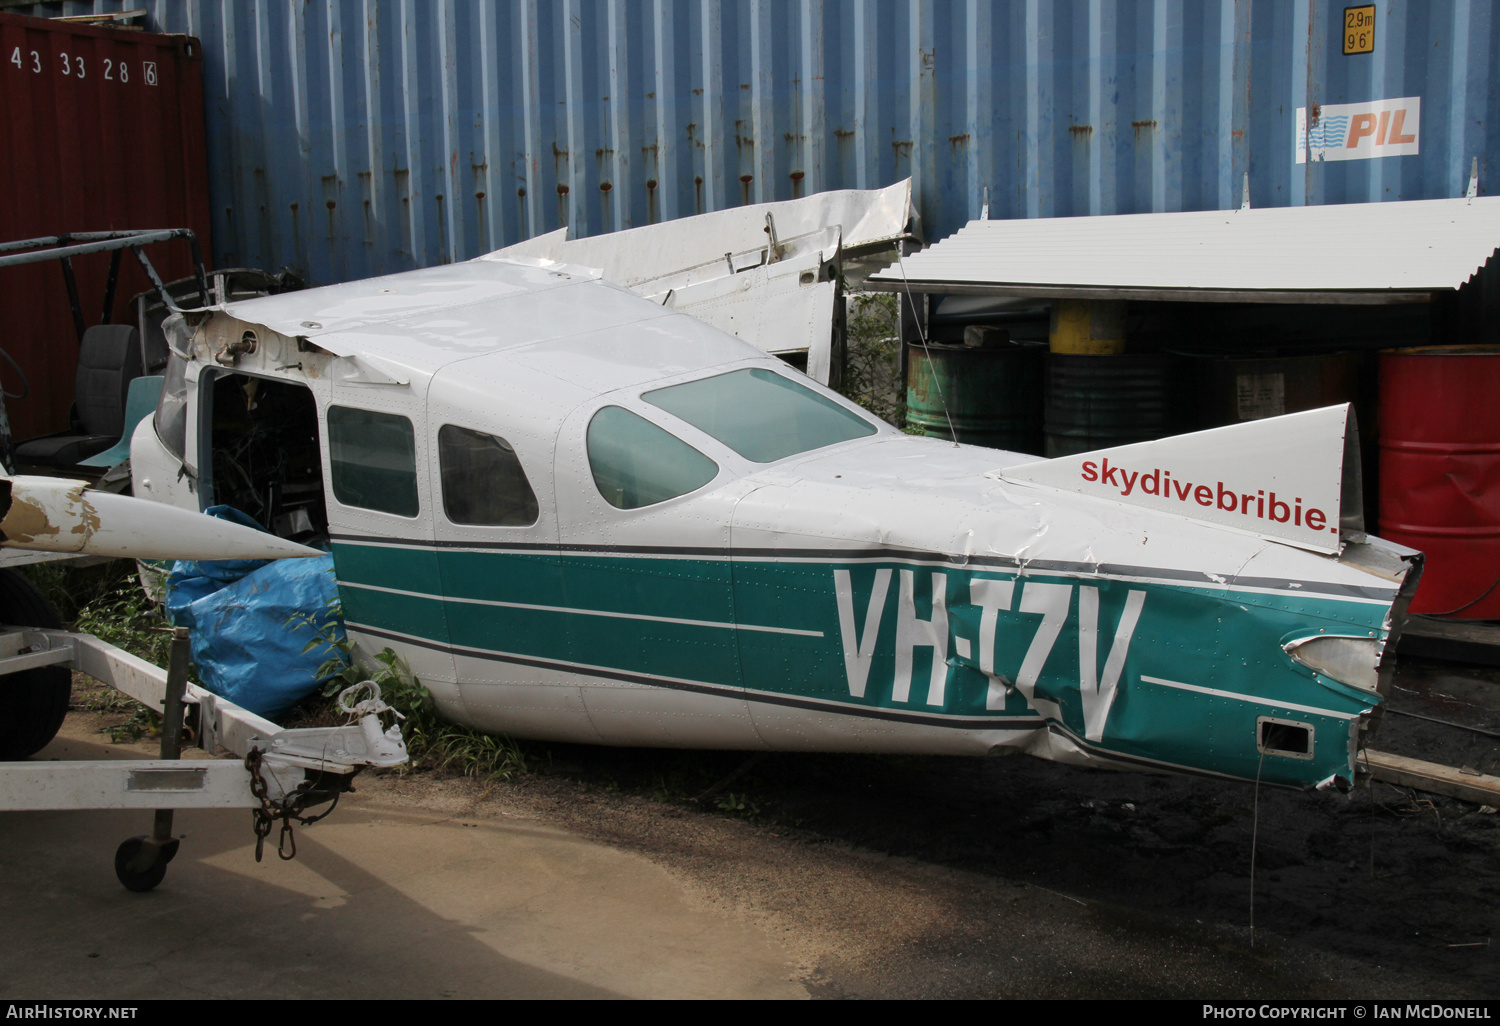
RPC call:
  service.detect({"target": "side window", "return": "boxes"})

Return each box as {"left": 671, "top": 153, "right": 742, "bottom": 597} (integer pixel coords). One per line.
{"left": 439, "top": 424, "right": 540, "bottom": 526}
{"left": 587, "top": 406, "right": 718, "bottom": 510}
{"left": 154, "top": 352, "right": 188, "bottom": 458}
{"left": 327, "top": 405, "right": 419, "bottom": 517}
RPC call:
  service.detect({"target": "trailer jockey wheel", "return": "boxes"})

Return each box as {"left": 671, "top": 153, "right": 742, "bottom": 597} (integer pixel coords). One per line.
{"left": 113, "top": 835, "right": 180, "bottom": 893}
{"left": 0, "top": 568, "right": 71, "bottom": 760}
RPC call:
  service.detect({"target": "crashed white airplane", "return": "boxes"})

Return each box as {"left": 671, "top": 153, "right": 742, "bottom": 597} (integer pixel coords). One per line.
{"left": 28, "top": 238, "right": 1403, "bottom": 795}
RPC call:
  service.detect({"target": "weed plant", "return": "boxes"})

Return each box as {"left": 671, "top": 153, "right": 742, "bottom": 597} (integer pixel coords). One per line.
{"left": 715, "top": 792, "right": 761, "bottom": 818}
{"left": 20, "top": 560, "right": 141, "bottom": 625}
{"left": 71, "top": 565, "right": 176, "bottom": 668}
{"left": 839, "top": 292, "right": 903, "bottom": 427}
{"left": 290, "top": 599, "right": 530, "bottom": 780}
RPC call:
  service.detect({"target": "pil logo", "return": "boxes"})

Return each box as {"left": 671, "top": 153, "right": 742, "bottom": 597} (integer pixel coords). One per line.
{"left": 1342, "top": 107, "right": 1415, "bottom": 149}
{"left": 1296, "top": 96, "right": 1420, "bottom": 164}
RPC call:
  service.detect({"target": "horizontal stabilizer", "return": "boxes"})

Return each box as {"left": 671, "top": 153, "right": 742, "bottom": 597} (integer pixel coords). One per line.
{"left": 0, "top": 477, "right": 322, "bottom": 561}
{"left": 996, "top": 405, "right": 1358, "bottom": 556}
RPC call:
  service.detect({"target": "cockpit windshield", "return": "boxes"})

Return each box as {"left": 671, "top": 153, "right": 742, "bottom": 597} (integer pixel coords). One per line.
{"left": 642, "top": 368, "right": 877, "bottom": 464}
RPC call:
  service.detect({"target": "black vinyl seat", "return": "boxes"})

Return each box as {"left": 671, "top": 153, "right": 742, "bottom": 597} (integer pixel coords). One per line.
{"left": 15, "top": 324, "right": 143, "bottom": 468}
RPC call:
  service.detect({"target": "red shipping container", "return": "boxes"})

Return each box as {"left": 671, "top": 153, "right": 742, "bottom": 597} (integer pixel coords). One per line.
{"left": 1379, "top": 348, "right": 1500, "bottom": 619}
{"left": 0, "top": 12, "right": 211, "bottom": 442}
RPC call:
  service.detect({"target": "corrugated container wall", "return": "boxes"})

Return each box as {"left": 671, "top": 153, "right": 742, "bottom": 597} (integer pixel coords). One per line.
{"left": 0, "top": 12, "right": 211, "bottom": 439}
{"left": 10, "top": 1, "right": 1500, "bottom": 287}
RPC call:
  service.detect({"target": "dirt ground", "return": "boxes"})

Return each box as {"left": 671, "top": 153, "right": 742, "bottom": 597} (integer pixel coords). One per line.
{"left": 22, "top": 652, "right": 1500, "bottom": 999}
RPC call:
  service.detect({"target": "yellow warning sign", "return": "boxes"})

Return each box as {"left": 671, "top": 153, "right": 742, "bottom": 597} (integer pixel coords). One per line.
{"left": 1344, "top": 5, "right": 1375, "bottom": 55}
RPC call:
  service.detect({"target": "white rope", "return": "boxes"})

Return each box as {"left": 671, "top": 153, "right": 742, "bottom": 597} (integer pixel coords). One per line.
{"left": 337, "top": 679, "right": 404, "bottom": 721}
{"left": 1249, "top": 747, "right": 1266, "bottom": 947}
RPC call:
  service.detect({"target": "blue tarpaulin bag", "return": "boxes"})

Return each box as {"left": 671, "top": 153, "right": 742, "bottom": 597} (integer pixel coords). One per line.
{"left": 164, "top": 506, "right": 348, "bottom": 719}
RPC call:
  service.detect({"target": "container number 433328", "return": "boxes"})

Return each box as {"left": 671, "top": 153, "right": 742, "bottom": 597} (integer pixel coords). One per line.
{"left": 10, "top": 47, "right": 158, "bottom": 86}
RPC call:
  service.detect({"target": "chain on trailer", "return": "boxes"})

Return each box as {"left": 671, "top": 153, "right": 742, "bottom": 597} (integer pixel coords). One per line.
{"left": 246, "top": 748, "right": 349, "bottom": 862}
{"left": 243, "top": 681, "right": 407, "bottom": 863}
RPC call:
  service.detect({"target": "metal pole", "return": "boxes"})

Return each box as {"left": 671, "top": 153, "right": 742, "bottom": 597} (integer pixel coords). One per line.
{"left": 129, "top": 246, "right": 181, "bottom": 316}
{"left": 101, "top": 248, "right": 123, "bottom": 326}
{"left": 120, "top": 626, "right": 191, "bottom": 883}
{"left": 59, "top": 257, "right": 86, "bottom": 343}
{"left": 149, "top": 626, "right": 192, "bottom": 846}
{"left": 183, "top": 231, "right": 210, "bottom": 309}
{"left": 0, "top": 230, "right": 184, "bottom": 269}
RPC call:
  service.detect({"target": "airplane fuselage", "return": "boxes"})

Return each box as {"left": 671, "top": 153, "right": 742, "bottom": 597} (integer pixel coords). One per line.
{"left": 129, "top": 257, "right": 1416, "bottom": 790}
{"left": 329, "top": 436, "right": 1400, "bottom": 790}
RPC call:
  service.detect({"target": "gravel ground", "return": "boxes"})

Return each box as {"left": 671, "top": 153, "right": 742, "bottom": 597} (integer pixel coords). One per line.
{"left": 66, "top": 652, "right": 1500, "bottom": 999}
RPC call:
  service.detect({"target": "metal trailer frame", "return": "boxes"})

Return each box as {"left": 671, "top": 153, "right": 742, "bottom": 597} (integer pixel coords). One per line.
{"left": 0, "top": 229, "right": 210, "bottom": 473}
{"left": 0, "top": 230, "right": 405, "bottom": 888}
{"left": 0, "top": 623, "right": 408, "bottom": 890}
{"left": 0, "top": 229, "right": 210, "bottom": 333}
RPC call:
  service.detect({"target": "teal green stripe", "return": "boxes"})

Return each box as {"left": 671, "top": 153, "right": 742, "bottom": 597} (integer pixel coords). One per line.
{"left": 332, "top": 542, "right": 444, "bottom": 595}
{"left": 331, "top": 542, "right": 1389, "bottom": 786}
{"left": 338, "top": 583, "right": 449, "bottom": 646}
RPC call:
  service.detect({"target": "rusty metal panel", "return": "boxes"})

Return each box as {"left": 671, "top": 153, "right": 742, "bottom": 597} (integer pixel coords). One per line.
{"left": 10, "top": 1, "right": 1500, "bottom": 292}
{"left": 0, "top": 12, "right": 211, "bottom": 439}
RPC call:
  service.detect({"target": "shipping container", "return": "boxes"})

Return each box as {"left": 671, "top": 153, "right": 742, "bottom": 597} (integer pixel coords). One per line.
{"left": 7, "top": 0, "right": 1499, "bottom": 290}
{"left": 0, "top": 12, "right": 211, "bottom": 439}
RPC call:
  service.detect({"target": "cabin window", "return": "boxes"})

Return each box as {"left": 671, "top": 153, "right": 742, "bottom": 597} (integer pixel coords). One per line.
{"left": 327, "top": 406, "right": 420, "bottom": 517}
{"left": 439, "top": 425, "right": 539, "bottom": 526}
{"left": 587, "top": 406, "right": 718, "bottom": 510}
{"left": 153, "top": 352, "right": 189, "bottom": 458}
{"left": 642, "top": 368, "right": 876, "bottom": 463}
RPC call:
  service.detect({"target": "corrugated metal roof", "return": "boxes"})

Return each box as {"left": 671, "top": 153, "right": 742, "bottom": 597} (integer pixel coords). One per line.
{"left": 867, "top": 197, "right": 1500, "bottom": 304}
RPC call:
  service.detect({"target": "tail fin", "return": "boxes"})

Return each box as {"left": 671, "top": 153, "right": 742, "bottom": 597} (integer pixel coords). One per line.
{"left": 997, "top": 404, "right": 1360, "bottom": 556}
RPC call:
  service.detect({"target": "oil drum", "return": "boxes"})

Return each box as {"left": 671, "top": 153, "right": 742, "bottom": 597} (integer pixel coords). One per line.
{"left": 906, "top": 331, "right": 1044, "bottom": 454}
{"left": 1379, "top": 347, "right": 1500, "bottom": 618}
{"left": 1043, "top": 353, "right": 1174, "bottom": 458}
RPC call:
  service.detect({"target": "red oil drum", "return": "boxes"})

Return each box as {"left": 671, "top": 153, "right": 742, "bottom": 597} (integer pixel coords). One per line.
{"left": 1379, "top": 347, "right": 1500, "bottom": 618}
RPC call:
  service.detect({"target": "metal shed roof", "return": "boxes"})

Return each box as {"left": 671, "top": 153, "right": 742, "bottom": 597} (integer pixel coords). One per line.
{"left": 866, "top": 197, "right": 1500, "bottom": 305}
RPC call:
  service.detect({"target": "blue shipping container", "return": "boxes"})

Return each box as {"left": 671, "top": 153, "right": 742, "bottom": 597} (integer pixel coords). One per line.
{"left": 11, "top": 1, "right": 1500, "bottom": 285}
